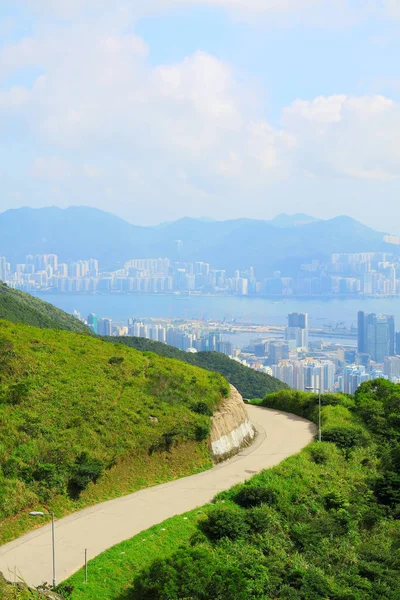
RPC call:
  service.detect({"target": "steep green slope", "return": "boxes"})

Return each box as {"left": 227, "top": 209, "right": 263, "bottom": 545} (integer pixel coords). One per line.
{"left": 0, "top": 320, "right": 229, "bottom": 543}
{"left": 107, "top": 336, "right": 287, "bottom": 398}
{"left": 65, "top": 383, "right": 400, "bottom": 600}
{"left": 0, "top": 283, "right": 89, "bottom": 333}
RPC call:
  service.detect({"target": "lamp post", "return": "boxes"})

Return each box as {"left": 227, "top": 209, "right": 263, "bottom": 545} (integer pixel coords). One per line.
{"left": 29, "top": 511, "right": 56, "bottom": 588}
{"left": 305, "top": 385, "right": 322, "bottom": 442}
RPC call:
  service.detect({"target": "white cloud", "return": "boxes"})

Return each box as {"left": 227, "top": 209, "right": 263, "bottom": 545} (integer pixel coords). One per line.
{"left": 0, "top": 86, "right": 29, "bottom": 110}
{"left": 282, "top": 94, "right": 400, "bottom": 180}
{"left": 31, "top": 157, "right": 72, "bottom": 179}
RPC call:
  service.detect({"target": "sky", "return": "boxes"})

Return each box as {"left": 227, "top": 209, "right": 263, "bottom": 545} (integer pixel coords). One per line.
{"left": 1, "top": 1, "right": 400, "bottom": 231}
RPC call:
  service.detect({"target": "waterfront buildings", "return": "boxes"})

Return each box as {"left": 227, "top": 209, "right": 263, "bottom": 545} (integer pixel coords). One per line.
{"left": 1, "top": 252, "right": 400, "bottom": 298}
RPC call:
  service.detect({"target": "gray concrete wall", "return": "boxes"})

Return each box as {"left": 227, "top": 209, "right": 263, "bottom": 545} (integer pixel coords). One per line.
{"left": 210, "top": 385, "right": 256, "bottom": 463}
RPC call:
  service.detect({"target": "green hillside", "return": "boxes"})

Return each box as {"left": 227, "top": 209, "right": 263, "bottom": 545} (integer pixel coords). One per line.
{"left": 107, "top": 337, "right": 287, "bottom": 398}
{"left": 0, "top": 283, "right": 89, "bottom": 333}
{"left": 0, "top": 319, "right": 229, "bottom": 544}
{"left": 65, "top": 382, "right": 400, "bottom": 600}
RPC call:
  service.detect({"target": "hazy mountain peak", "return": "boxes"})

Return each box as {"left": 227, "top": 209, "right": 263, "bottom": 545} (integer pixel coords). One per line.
{"left": 270, "top": 213, "right": 319, "bottom": 228}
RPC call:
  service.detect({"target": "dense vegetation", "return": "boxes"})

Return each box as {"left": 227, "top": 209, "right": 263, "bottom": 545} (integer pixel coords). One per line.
{"left": 99, "top": 381, "right": 399, "bottom": 600}
{"left": 0, "top": 320, "right": 229, "bottom": 543}
{"left": 0, "top": 283, "right": 89, "bottom": 333}
{"left": 108, "top": 336, "right": 286, "bottom": 399}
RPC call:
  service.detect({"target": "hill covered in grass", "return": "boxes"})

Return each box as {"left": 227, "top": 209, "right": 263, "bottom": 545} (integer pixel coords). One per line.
{"left": 66, "top": 381, "right": 399, "bottom": 600}
{"left": 107, "top": 337, "right": 287, "bottom": 399}
{"left": 0, "top": 283, "right": 89, "bottom": 333}
{"left": 0, "top": 320, "right": 229, "bottom": 544}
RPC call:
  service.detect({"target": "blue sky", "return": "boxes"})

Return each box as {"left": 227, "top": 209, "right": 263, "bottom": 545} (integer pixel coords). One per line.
{"left": 1, "top": 1, "right": 400, "bottom": 231}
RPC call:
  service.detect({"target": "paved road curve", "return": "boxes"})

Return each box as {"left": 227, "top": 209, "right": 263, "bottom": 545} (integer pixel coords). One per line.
{"left": 0, "top": 405, "right": 315, "bottom": 587}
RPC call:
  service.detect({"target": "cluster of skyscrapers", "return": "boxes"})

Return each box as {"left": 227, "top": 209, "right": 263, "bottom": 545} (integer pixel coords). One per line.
{"left": 270, "top": 311, "right": 400, "bottom": 394}
{"left": 85, "top": 314, "right": 233, "bottom": 355}
{"left": 1, "top": 251, "right": 400, "bottom": 298}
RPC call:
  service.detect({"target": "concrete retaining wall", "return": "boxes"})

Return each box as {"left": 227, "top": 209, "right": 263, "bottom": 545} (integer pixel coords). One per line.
{"left": 210, "top": 385, "right": 256, "bottom": 463}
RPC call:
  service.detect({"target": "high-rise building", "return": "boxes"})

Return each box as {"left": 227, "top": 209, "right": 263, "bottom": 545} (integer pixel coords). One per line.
{"left": 288, "top": 313, "right": 308, "bottom": 349}
{"left": 268, "top": 341, "right": 289, "bottom": 365}
{"left": 396, "top": 331, "right": 400, "bottom": 355}
{"left": 357, "top": 311, "right": 366, "bottom": 353}
{"left": 87, "top": 313, "right": 98, "bottom": 334}
{"left": 0, "top": 257, "right": 7, "bottom": 282}
{"left": 358, "top": 312, "right": 395, "bottom": 362}
{"left": 386, "top": 315, "right": 396, "bottom": 356}
{"left": 384, "top": 356, "right": 400, "bottom": 381}
{"left": 342, "top": 365, "right": 370, "bottom": 394}
{"left": 272, "top": 361, "right": 295, "bottom": 388}
{"left": 98, "top": 318, "right": 112, "bottom": 336}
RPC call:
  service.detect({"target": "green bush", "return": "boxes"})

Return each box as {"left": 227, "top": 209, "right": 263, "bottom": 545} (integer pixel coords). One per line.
{"left": 191, "top": 402, "right": 213, "bottom": 416}
{"left": 234, "top": 485, "right": 278, "bottom": 508}
{"left": 322, "top": 426, "right": 368, "bottom": 450}
{"left": 200, "top": 506, "right": 249, "bottom": 541}
{"left": 374, "top": 471, "right": 400, "bottom": 508}
{"left": 194, "top": 423, "right": 210, "bottom": 441}
{"left": 68, "top": 453, "right": 104, "bottom": 498}
{"left": 308, "top": 443, "right": 331, "bottom": 464}
{"left": 130, "top": 547, "right": 249, "bottom": 600}
{"left": 245, "top": 506, "right": 270, "bottom": 534}
{"left": 108, "top": 356, "right": 124, "bottom": 365}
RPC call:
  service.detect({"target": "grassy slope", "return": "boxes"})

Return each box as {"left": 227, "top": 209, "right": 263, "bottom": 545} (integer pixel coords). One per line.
{"left": 1, "top": 285, "right": 286, "bottom": 399}
{"left": 64, "top": 387, "right": 400, "bottom": 600}
{"left": 108, "top": 336, "right": 287, "bottom": 399}
{"left": 0, "top": 320, "right": 229, "bottom": 544}
{"left": 0, "top": 283, "right": 89, "bottom": 333}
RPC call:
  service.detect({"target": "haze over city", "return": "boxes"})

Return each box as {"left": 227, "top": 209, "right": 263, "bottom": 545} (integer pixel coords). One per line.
{"left": 1, "top": 1, "right": 400, "bottom": 230}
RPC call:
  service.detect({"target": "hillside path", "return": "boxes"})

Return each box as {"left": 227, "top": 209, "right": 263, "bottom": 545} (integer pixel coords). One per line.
{"left": 0, "top": 405, "right": 315, "bottom": 587}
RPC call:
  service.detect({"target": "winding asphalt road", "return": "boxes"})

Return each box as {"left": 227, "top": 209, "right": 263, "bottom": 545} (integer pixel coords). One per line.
{"left": 0, "top": 405, "right": 315, "bottom": 587}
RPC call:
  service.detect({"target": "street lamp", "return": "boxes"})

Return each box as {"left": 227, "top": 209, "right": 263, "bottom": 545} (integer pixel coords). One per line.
{"left": 29, "top": 511, "right": 56, "bottom": 588}
{"left": 305, "top": 386, "right": 322, "bottom": 442}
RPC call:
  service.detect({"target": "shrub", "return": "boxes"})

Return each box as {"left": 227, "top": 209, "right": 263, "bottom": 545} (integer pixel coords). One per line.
{"left": 308, "top": 444, "right": 330, "bottom": 465}
{"left": 245, "top": 507, "right": 270, "bottom": 534}
{"left": 68, "top": 453, "right": 104, "bottom": 498}
{"left": 191, "top": 402, "right": 213, "bottom": 416}
{"left": 374, "top": 471, "right": 400, "bottom": 509}
{"left": 4, "top": 382, "right": 30, "bottom": 405}
{"left": 108, "top": 356, "right": 124, "bottom": 365}
{"left": 130, "top": 547, "right": 249, "bottom": 600}
{"left": 323, "top": 490, "right": 349, "bottom": 510}
{"left": 194, "top": 423, "right": 210, "bottom": 441}
{"left": 200, "top": 506, "right": 249, "bottom": 541}
{"left": 322, "top": 426, "right": 368, "bottom": 450}
{"left": 234, "top": 485, "right": 278, "bottom": 508}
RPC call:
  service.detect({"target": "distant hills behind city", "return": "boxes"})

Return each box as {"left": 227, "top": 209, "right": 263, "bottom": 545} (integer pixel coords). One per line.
{"left": 0, "top": 206, "right": 392, "bottom": 277}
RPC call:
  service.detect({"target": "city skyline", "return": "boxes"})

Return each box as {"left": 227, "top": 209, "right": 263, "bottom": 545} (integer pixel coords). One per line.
{"left": 1, "top": 250, "right": 400, "bottom": 299}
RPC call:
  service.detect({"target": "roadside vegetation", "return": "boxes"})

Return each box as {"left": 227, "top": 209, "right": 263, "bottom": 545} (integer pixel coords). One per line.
{"left": 63, "top": 380, "right": 400, "bottom": 600}
{"left": 0, "top": 319, "right": 229, "bottom": 544}
{"left": 0, "top": 283, "right": 90, "bottom": 333}
{"left": 109, "top": 336, "right": 287, "bottom": 398}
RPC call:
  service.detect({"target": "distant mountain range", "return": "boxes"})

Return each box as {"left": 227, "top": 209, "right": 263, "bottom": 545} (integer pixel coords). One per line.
{"left": 0, "top": 206, "right": 392, "bottom": 277}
